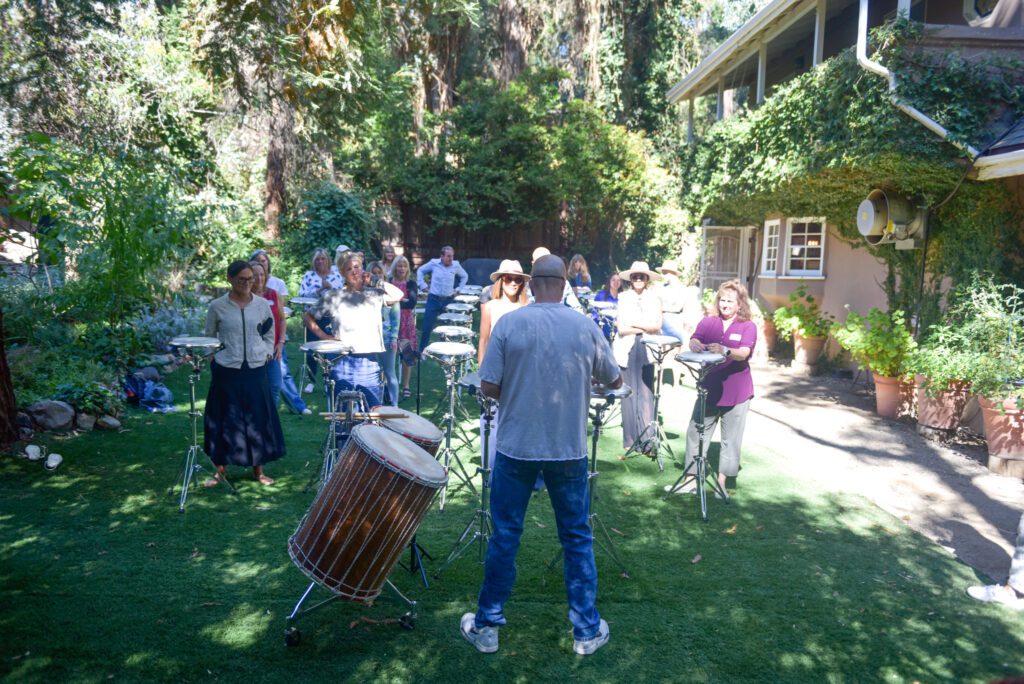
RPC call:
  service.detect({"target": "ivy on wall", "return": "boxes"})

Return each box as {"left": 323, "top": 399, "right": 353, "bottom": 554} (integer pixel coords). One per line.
{"left": 677, "top": 20, "right": 1024, "bottom": 324}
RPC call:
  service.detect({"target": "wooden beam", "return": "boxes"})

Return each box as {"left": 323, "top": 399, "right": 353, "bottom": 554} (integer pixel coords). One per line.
{"left": 813, "top": 0, "right": 826, "bottom": 66}
{"left": 756, "top": 41, "right": 767, "bottom": 104}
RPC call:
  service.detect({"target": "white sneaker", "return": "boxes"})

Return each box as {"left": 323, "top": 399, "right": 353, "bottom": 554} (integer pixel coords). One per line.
{"left": 25, "top": 445, "right": 43, "bottom": 461}
{"left": 301, "top": 408, "right": 312, "bottom": 416}
{"left": 44, "top": 453, "right": 63, "bottom": 472}
{"left": 303, "top": 383, "right": 315, "bottom": 394}
{"left": 460, "top": 612, "right": 498, "bottom": 653}
{"left": 967, "top": 584, "right": 1024, "bottom": 610}
{"left": 573, "top": 618, "right": 609, "bottom": 655}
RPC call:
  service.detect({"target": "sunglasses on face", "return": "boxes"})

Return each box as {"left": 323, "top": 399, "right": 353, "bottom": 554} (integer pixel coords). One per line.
{"left": 631, "top": 274, "right": 648, "bottom": 281}
{"left": 502, "top": 275, "right": 524, "bottom": 284}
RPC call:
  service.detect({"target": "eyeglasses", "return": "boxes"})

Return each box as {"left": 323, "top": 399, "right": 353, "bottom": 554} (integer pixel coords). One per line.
{"left": 501, "top": 275, "right": 524, "bottom": 284}
{"left": 235, "top": 276, "right": 255, "bottom": 283}
{"left": 631, "top": 274, "right": 648, "bottom": 281}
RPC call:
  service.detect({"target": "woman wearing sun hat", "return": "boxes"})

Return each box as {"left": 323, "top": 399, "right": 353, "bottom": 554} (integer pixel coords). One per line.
{"left": 477, "top": 259, "right": 531, "bottom": 465}
{"left": 614, "top": 261, "right": 663, "bottom": 452}
{"left": 656, "top": 259, "right": 694, "bottom": 343}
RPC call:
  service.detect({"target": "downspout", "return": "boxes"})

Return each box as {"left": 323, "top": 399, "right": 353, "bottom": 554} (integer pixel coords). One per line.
{"left": 856, "top": 0, "right": 981, "bottom": 160}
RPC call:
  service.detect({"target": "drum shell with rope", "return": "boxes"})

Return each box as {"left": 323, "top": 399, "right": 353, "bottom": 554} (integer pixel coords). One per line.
{"left": 378, "top": 407, "right": 443, "bottom": 456}
{"left": 288, "top": 424, "right": 446, "bottom": 602}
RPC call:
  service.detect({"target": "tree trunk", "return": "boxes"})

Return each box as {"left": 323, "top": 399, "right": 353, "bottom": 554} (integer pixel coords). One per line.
{"left": 0, "top": 307, "right": 22, "bottom": 446}
{"left": 498, "top": 0, "right": 534, "bottom": 88}
{"left": 263, "top": 74, "right": 294, "bottom": 241}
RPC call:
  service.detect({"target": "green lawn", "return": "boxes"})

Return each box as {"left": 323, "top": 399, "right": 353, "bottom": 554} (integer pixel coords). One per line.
{"left": 2, "top": 331, "right": 1022, "bottom": 683}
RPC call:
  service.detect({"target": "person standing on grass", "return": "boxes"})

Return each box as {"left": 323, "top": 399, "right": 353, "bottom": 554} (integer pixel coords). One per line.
{"left": 389, "top": 256, "right": 418, "bottom": 400}
{"left": 203, "top": 260, "right": 284, "bottom": 486}
{"left": 460, "top": 254, "right": 621, "bottom": 656}
{"left": 968, "top": 511, "right": 1024, "bottom": 610}
{"left": 417, "top": 245, "right": 468, "bottom": 352}
{"left": 674, "top": 279, "right": 757, "bottom": 496}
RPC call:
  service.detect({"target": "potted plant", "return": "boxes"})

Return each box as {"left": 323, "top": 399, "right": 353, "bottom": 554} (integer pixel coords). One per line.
{"left": 952, "top": 280, "right": 1024, "bottom": 476}
{"left": 772, "top": 284, "right": 833, "bottom": 367}
{"left": 832, "top": 307, "right": 917, "bottom": 418}
{"left": 905, "top": 323, "right": 974, "bottom": 435}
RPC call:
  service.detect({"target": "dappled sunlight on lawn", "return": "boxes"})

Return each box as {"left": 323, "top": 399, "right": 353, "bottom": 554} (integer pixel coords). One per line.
{"left": 203, "top": 603, "right": 274, "bottom": 648}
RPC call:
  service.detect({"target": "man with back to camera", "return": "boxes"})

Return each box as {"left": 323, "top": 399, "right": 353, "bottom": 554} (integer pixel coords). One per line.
{"left": 417, "top": 245, "right": 468, "bottom": 352}
{"left": 459, "top": 254, "right": 622, "bottom": 656}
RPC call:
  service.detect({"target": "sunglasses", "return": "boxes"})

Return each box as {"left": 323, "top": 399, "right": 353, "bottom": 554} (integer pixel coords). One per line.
{"left": 501, "top": 275, "right": 524, "bottom": 284}
{"left": 631, "top": 274, "right": 648, "bottom": 281}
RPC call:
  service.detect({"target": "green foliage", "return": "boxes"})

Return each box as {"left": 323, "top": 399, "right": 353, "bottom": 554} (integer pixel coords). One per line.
{"left": 945, "top": 279, "right": 1024, "bottom": 402}
{"left": 341, "top": 68, "right": 684, "bottom": 270}
{"left": 833, "top": 307, "right": 917, "bottom": 379}
{"left": 282, "top": 182, "right": 377, "bottom": 265}
{"left": 53, "top": 381, "right": 122, "bottom": 416}
{"left": 6, "top": 345, "right": 118, "bottom": 411}
{"left": 905, "top": 323, "right": 977, "bottom": 397}
{"left": 772, "top": 284, "right": 833, "bottom": 340}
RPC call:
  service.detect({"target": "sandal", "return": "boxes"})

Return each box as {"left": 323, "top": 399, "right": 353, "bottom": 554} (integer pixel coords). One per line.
{"left": 402, "top": 388, "right": 412, "bottom": 400}
{"left": 203, "top": 477, "right": 221, "bottom": 488}
{"left": 256, "top": 474, "right": 275, "bottom": 486}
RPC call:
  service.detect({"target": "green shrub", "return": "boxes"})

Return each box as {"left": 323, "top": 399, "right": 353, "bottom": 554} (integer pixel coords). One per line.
{"left": 53, "top": 381, "right": 122, "bottom": 416}
{"left": 833, "top": 307, "right": 916, "bottom": 378}
{"left": 772, "top": 284, "right": 833, "bottom": 340}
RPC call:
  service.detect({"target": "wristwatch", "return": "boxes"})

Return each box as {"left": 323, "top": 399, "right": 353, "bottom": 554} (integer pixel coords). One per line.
{"left": 725, "top": 348, "right": 732, "bottom": 358}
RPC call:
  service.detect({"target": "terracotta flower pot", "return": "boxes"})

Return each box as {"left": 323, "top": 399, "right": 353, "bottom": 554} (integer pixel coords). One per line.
{"left": 793, "top": 334, "right": 825, "bottom": 366}
{"left": 978, "top": 396, "right": 1024, "bottom": 478}
{"left": 761, "top": 319, "right": 777, "bottom": 355}
{"left": 914, "top": 374, "right": 970, "bottom": 432}
{"left": 873, "top": 374, "right": 904, "bottom": 418}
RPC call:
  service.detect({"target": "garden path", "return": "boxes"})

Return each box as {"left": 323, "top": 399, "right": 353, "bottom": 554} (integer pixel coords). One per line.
{"left": 727, "top": 360, "right": 1024, "bottom": 584}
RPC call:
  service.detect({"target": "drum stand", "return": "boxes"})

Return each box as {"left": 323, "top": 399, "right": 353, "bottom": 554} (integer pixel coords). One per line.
{"left": 435, "top": 358, "right": 478, "bottom": 511}
{"left": 623, "top": 342, "right": 676, "bottom": 472}
{"left": 284, "top": 577, "right": 417, "bottom": 647}
{"left": 168, "top": 353, "right": 237, "bottom": 512}
{"left": 434, "top": 393, "right": 495, "bottom": 577}
{"left": 548, "top": 392, "right": 630, "bottom": 577}
{"left": 664, "top": 361, "right": 730, "bottom": 522}
{"left": 304, "top": 354, "right": 362, "bottom": 493}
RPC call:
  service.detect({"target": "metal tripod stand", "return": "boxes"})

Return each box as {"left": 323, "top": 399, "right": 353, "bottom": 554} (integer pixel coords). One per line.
{"left": 548, "top": 384, "right": 632, "bottom": 577}
{"left": 433, "top": 356, "right": 478, "bottom": 511}
{"left": 664, "top": 355, "right": 730, "bottom": 522}
{"left": 623, "top": 336, "right": 680, "bottom": 471}
{"left": 434, "top": 390, "right": 495, "bottom": 577}
{"left": 168, "top": 345, "right": 236, "bottom": 512}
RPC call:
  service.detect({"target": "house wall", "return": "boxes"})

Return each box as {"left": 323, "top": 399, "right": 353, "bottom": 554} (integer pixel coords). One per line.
{"left": 754, "top": 223, "right": 889, "bottom": 355}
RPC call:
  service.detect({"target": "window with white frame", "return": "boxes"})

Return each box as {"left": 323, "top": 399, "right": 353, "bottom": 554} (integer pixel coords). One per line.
{"left": 785, "top": 218, "right": 826, "bottom": 276}
{"left": 761, "top": 220, "right": 780, "bottom": 275}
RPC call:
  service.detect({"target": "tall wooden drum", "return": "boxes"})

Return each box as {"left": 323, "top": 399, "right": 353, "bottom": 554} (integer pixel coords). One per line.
{"left": 288, "top": 424, "right": 447, "bottom": 601}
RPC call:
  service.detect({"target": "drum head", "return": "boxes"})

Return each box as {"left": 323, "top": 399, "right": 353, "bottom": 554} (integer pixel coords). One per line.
{"left": 455, "top": 295, "right": 480, "bottom": 304}
{"left": 676, "top": 350, "right": 725, "bottom": 365}
{"left": 423, "top": 341, "right": 475, "bottom": 362}
{"left": 591, "top": 300, "right": 615, "bottom": 310}
{"left": 434, "top": 325, "right": 475, "bottom": 338}
{"left": 438, "top": 313, "right": 471, "bottom": 324}
{"left": 301, "top": 340, "right": 353, "bottom": 355}
{"left": 445, "top": 303, "right": 474, "bottom": 313}
{"left": 458, "top": 371, "right": 481, "bottom": 390}
{"left": 379, "top": 407, "right": 442, "bottom": 446}
{"left": 351, "top": 424, "right": 446, "bottom": 487}
{"left": 290, "top": 296, "right": 319, "bottom": 306}
{"left": 591, "top": 384, "right": 632, "bottom": 400}
{"left": 643, "top": 334, "right": 681, "bottom": 349}
{"left": 169, "top": 336, "right": 221, "bottom": 351}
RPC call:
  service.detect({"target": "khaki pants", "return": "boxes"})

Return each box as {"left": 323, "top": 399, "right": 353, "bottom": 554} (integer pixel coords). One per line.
{"left": 684, "top": 398, "right": 750, "bottom": 478}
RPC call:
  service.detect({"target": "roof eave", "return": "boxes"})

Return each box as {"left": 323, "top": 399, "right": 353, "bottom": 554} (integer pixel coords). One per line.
{"left": 666, "top": 0, "right": 806, "bottom": 104}
{"left": 973, "top": 148, "right": 1024, "bottom": 181}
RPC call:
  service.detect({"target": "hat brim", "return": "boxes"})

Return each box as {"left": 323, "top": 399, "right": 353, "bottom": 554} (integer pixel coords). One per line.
{"left": 490, "top": 271, "right": 531, "bottom": 283}
{"left": 656, "top": 267, "right": 680, "bottom": 275}
{"left": 619, "top": 268, "right": 663, "bottom": 282}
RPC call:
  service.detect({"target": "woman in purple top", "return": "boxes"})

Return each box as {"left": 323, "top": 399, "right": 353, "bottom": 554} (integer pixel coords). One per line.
{"left": 680, "top": 279, "right": 757, "bottom": 494}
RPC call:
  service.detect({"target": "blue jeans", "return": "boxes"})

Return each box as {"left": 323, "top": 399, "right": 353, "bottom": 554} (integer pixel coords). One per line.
{"left": 278, "top": 347, "right": 307, "bottom": 413}
{"left": 266, "top": 358, "right": 283, "bottom": 408}
{"left": 476, "top": 453, "right": 601, "bottom": 640}
{"left": 332, "top": 354, "right": 382, "bottom": 409}
{"left": 662, "top": 312, "right": 687, "bottom": 343}
{"left": 419, "top": 294, "right": 452, "bottom": 351}
{"left": 377, "top": 347, "right": 399, "bottom": 406}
